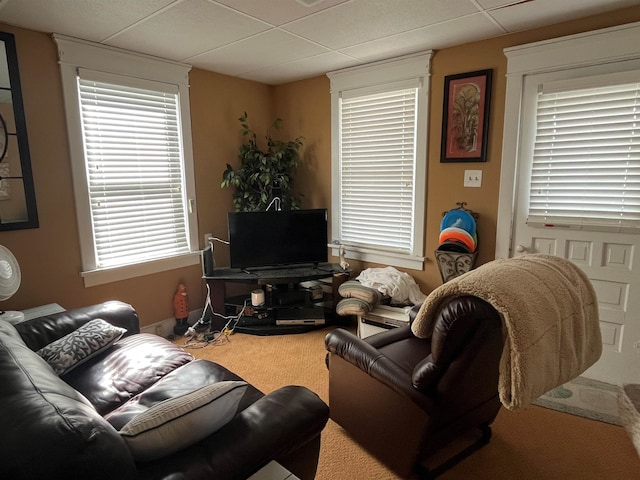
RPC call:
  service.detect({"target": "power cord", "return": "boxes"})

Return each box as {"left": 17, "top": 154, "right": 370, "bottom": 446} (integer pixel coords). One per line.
{"left": 265, "top": 197, "right": 281, "bottom": 211}
{"left": 181, "top": 284, "right": 249, "bottom": 349}
{"left": 208, "top": 236, "right": 229, "bottom": 245}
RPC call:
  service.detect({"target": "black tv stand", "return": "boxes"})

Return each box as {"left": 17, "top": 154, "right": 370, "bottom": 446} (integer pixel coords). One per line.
{"left": 222, "top": 264, "right": 343, "bottom": 284}
{"left": 241, "top": 263, "right": 319, "bottom": 275}
{"left": 203, "top": 262, "right": 350, "bottom": 335}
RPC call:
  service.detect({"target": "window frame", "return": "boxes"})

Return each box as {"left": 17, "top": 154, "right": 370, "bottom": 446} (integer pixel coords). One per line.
{"left": 327, "top": 51, "right": 432, "bottom": 270}
{"left": 496, "top": 21, "right": 640, "bottom": 258}
{"left": 55, "top": 35, "right": 199, "bottom": 287}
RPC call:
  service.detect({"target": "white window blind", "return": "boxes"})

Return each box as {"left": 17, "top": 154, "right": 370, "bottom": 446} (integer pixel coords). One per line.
{"left": 78, "top": 73, "right": 189, "bottom": 268}
{"left": 339, "top": 87, "right": 417, "bottom": 252}
{"left": 528, "top": 80, "right": 640, "bottom": 232}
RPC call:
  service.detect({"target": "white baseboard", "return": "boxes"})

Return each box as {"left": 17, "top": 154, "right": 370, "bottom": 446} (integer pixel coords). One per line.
{"left": 140, "top": 308, "right": 204, "bottom": 337}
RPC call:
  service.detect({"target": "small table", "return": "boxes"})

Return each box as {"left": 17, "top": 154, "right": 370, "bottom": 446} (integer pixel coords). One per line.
{"left": 247, "top": 461, "right": 300, "bottom": 480}
{"left": 357, "top": 305, "right": 411, "bottom": 338}
{"left": 21, "top": 303, "right": 65, "bottom": 321}
{"left": 2, "top": 303, "right": 66, "bottom": 324}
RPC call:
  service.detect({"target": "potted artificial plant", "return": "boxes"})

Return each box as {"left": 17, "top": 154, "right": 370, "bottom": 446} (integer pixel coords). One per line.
{"left": 221, "top": 112, "right": 304, "bottom": 212}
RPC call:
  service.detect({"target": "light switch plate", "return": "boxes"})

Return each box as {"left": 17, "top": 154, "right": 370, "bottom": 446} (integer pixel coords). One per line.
{"left": 464, "top": 170, "right": 482, "bottom": 187}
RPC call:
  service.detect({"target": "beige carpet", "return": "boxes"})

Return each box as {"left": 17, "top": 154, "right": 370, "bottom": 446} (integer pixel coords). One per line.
{"left": 177, "top": 327, "right": 640, "bottom": 480}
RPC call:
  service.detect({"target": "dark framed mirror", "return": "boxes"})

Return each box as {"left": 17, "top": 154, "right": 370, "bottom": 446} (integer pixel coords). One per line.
{"left": 0, "top": 31, "right": 38, "bottom": 230}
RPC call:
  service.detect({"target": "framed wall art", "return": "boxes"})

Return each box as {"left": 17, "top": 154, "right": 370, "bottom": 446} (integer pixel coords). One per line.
{"left": 440, "top": 69, "right": 492, "bottom": 163}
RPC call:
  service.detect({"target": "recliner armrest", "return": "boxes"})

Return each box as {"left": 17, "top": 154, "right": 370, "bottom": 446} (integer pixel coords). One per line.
{"left": 408, "top": 303, "right": 422, "bottom": 326}
{"left": 325, "top": 328, "right": 435, "bottom": 410}
{"left": 366, "top": 324, "right": 416, "bottom": 349}
{"left": 15, "top": 301, "right": 140, "bottom": 351}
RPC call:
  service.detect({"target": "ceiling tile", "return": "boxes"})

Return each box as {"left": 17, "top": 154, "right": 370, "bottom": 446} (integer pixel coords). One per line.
{"left": 105, "top": 0, "right": 271, "bottom": 61}
{"left": 340, "top": 13, "right": 504, "bottom": 63}
{"left": 0, "top": 0, "right": 175, "bottom": 42}
{"left": 488, "top": 0, "right": 640, "bottom": 32}
{"left": 0, "top": 0, "right": 637, "bottom": 85}
{"left": 475, "top": 0, "right": 525, "bottom": 9}
{"left": 239, "top": 51, "right": 359, "bottom": 84}
{"left": 214, "top": 0, "right": 350, "bottom": 26}
{"left": 188, "top": 29, "right": 329, "bottom": 76}
{"left": 284, "top": 0, "right": 479, "bottom": 49}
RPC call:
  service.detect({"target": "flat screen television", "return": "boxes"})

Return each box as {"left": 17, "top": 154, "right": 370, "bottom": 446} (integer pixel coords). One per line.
{"left": 228, "top": 208, "right": 328, "bottom": 270}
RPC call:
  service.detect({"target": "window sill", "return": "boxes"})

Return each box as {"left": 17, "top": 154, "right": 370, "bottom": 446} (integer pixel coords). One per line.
{"left": 81, "top": 252, "right": 201, "bottom": 287}
{"left": 331, "top": 246, "right": 424, "bottom": 271}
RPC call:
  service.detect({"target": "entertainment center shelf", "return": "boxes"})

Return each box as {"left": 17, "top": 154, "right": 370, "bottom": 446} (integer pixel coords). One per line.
{"left": 204, "top": 263, "right": 350, "bottom": 335}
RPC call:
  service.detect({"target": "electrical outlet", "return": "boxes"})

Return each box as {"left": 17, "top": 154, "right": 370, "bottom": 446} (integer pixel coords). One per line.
{"left": 203, "top": 232, "right": 212, "bottom": 247}
{"left": 464, "top": 170, "right": 482, "bottom": 187}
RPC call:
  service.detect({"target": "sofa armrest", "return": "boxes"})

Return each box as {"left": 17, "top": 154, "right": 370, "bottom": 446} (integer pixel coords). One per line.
{"left": 137, "top": 385, "right": 329, "bottom": 480}
{"left": 15, "top": 301, "right": 140, "bottom": 351}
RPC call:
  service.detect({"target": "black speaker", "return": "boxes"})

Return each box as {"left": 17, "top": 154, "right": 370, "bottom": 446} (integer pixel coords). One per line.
{"left": 202, "top": 246, "right": 214, "bottom": 276}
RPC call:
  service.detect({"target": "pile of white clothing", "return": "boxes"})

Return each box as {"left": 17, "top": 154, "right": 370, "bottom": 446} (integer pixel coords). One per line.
{"left": 356, "top": 266, "right": 426, "bottom": 305}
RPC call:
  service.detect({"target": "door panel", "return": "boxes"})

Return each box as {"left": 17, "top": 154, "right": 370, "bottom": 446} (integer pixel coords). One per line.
{"left": 512, "top": 222, "right": 640, "bottom": 385}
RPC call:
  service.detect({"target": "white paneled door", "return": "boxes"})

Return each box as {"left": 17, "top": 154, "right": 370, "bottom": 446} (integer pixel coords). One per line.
{"left": 500, "top": 20, "right": 640, "bottom": 387}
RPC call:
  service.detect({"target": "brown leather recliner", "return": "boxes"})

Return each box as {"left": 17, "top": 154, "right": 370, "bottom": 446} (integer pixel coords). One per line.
{"left": 325, "top": 296, "right": 504, "bottom": 479}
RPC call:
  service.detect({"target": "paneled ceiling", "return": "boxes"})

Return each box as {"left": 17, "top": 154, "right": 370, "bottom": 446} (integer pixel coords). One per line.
{"left": 0, "top": 0, "right": 638, "bottom": 85}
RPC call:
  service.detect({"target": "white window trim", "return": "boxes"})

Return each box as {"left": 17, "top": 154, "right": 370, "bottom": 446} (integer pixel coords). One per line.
{"left": 327, "top": 51, "right": 432, "bottom": 270}
{"left": 496, "top": 21, "right": 640, "bottom": 259}
{"left": 54, "top": 35, "right": 200, "bottom": 287}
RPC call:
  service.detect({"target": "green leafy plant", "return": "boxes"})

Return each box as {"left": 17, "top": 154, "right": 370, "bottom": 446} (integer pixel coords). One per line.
{"left": 221, "top": 112, "right": 304, "bottom": 212}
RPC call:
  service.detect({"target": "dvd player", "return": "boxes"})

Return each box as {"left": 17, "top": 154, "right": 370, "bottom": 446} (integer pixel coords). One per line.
{"left": 276, "top": 319, "right": 325, "bottom": 326}
{"left": 276, "top": 307, "right": 325, "bottom": 325}
{"left": 360, "top": 305, "right": 411, "bottom": 329}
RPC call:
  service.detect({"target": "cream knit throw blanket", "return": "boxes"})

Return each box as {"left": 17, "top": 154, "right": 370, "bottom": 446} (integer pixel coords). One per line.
{"left": 412, "top": 254, "right": 602, "bottom": 411}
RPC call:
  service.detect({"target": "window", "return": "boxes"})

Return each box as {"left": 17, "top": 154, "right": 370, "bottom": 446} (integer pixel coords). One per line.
{"left": 328, "top": 52, "right": 431, "bottom": 270}
{"left": 55, "top": 35, "right": 199, "bottom": 286}
{"left": 496, "top": 21, "right": 640, "bottom": 257}
{"left": 79, "top": 72, "right": 190, "bottom": 267}
{"left": 528, "top": 75, "right": 640, "bottom": 232}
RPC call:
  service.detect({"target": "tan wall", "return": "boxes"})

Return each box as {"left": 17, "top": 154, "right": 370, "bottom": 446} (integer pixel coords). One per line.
{"left": 1, "top": 6, "right": 640, "bottom": 323}
{"left": 274, "top": 6, "right": 640, "bottom": 295}
{"left": 190, "top": 68, "right": 273, "bottom": 267}
{"left": 272, "top": 75, "right": 333, "bottom": 215}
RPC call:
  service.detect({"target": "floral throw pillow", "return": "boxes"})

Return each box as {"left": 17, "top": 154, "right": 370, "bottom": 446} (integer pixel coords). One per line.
{"left": 37, "top": 318, "right": 126, "bottom": 376}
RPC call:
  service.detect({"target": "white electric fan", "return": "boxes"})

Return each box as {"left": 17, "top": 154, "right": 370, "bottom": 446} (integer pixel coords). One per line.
{"left": 0, "top": 245, "right": 24, "bottom": 324}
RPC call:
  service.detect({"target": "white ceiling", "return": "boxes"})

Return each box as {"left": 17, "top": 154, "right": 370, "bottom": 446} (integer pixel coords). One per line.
{"left": 0, "top": 0, "right": 639, "bottom": 85}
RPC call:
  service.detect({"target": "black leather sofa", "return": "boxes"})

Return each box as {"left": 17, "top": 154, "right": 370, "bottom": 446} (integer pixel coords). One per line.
{"left": 0, "top": 301, "right": 329, "bottom": 480}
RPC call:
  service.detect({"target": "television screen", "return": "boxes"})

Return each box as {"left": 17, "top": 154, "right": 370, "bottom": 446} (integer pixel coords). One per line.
{"left": 228, "top": 209, "right": 328, "bottom": 270}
